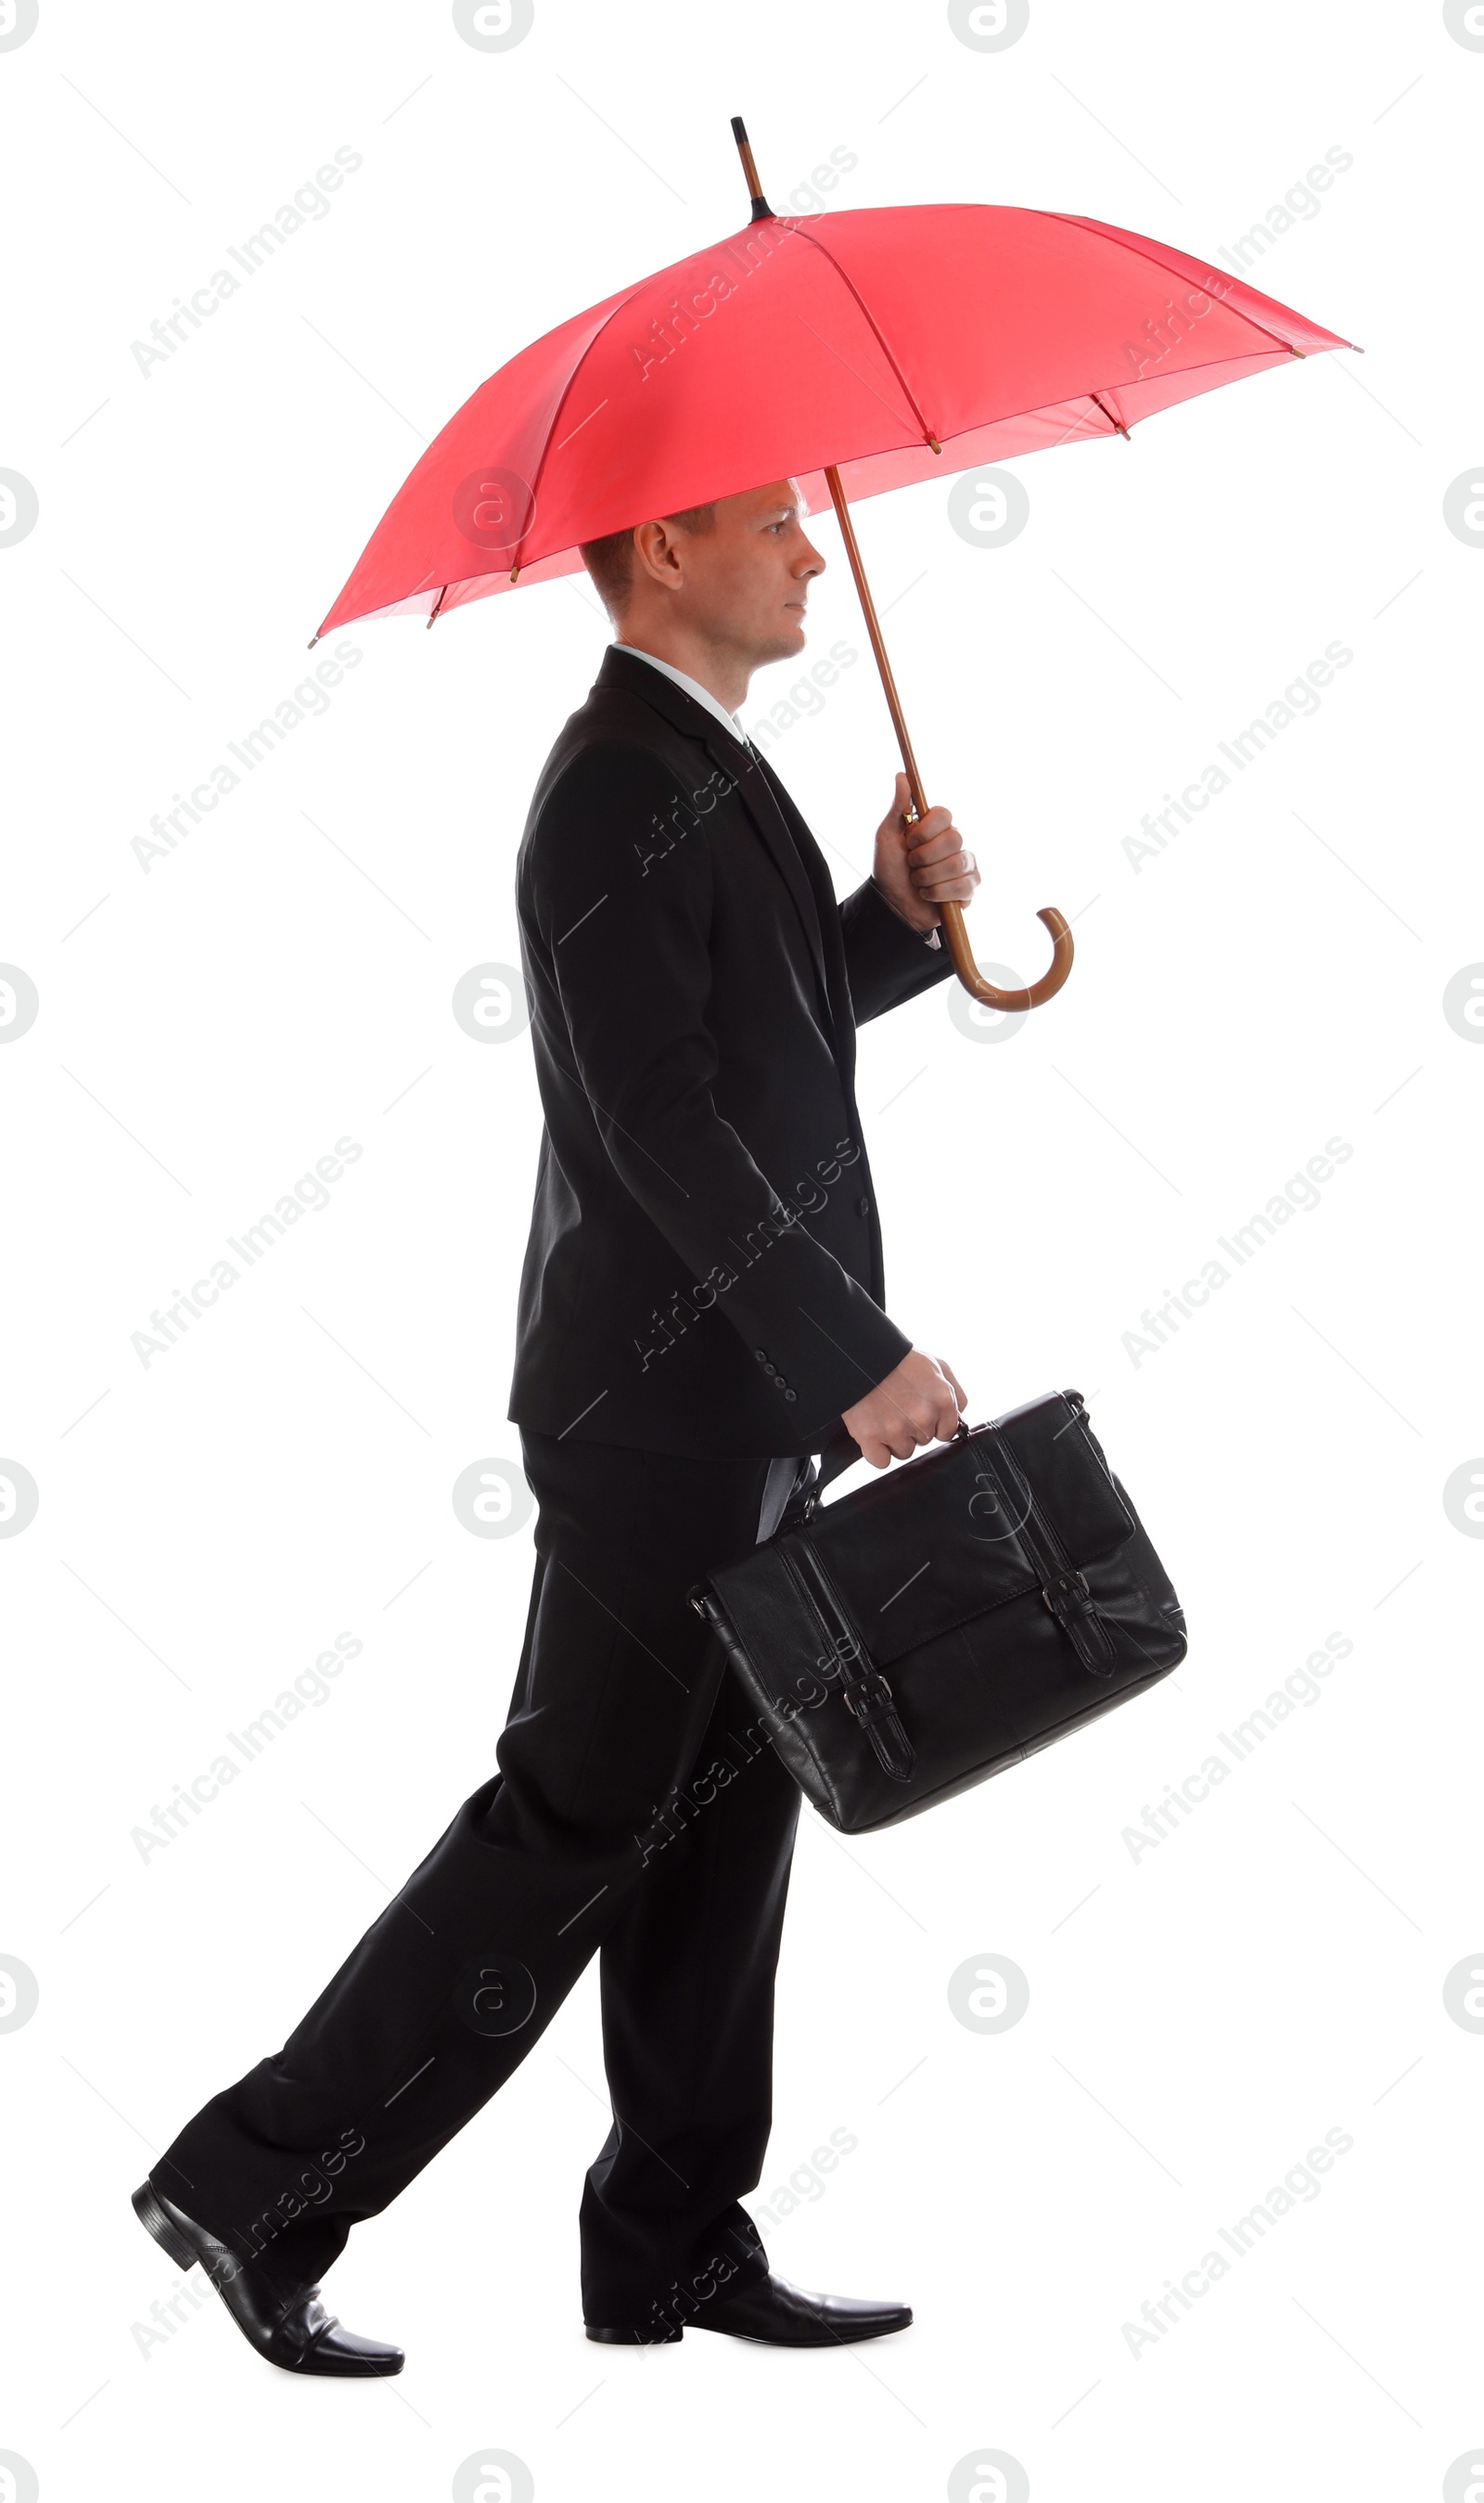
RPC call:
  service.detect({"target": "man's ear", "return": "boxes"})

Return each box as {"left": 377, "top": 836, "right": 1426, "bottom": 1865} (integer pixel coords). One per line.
{"left": 632, "top": 517, "right": 683, "bottom": 594}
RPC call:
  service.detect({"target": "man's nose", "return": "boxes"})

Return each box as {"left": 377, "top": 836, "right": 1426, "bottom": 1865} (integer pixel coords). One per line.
{"left": 797, "top": 538, "right": 825, "bottom": 577}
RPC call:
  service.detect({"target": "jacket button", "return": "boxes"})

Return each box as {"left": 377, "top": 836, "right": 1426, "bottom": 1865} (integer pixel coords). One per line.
{"left": 857, "top": 1195, "right": 871, "bottom": 1217}
{"left": 785, "top": 1389, "right": 798, "bottom": 1402}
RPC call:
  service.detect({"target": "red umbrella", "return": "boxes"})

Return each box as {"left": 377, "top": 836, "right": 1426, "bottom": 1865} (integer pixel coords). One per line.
{"left": 313, "top": 120, "right": 1356, "bottom": 1009}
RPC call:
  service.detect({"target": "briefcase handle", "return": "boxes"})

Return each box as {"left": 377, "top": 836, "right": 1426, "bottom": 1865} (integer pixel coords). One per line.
{"left": 787, "top": 1416, "right": 972, "bottom": 1526}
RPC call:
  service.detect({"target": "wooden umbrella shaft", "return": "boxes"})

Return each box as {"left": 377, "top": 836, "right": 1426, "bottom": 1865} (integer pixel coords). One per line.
{"left": 821, "top": 462, "right": 1072, "bottom": 1013}
{"left": 824, "top": 465, "right": 930, "bottom": 822}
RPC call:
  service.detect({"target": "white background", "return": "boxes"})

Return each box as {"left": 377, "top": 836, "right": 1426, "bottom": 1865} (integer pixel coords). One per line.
{"left": 2, "top": 2, "right": 1480, "bottom": 2499}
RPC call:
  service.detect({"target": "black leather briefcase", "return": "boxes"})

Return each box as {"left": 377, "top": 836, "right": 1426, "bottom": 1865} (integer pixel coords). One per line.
{"left": 687, "top": 1388, "right": 1187, "bottom": 1835}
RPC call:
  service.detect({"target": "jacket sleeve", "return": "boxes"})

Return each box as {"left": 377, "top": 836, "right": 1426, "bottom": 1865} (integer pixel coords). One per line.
{"left": 838, "top": 875, "right": 959, "bottom": 1024}
{"left": 527, "top": 744, "right": 913, "bottom": 1431}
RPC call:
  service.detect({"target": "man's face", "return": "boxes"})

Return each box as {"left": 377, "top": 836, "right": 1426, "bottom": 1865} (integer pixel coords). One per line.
{"left": 635, "top": 479, "right": 825, "bottom": 666}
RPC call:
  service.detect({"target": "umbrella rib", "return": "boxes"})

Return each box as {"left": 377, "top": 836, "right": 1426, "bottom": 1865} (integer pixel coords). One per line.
{"left": 1036, "top": 209, "right": 1315, "bottom": 359}
{"left": 787, "top": 223, "right": 940, "bottom": 448}
{"left": 919, "top": 357, "right": 1312, "bottom": 458}
{"left": 790, "top": 308, "right": 922, "bottom": 441}
{"left": 511, "top": 276, "right": 659, "bottom": 572}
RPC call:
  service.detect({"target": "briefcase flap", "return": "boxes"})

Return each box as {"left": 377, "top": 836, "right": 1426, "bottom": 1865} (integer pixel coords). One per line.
{"left": 757, "top": 1392, "right": 1134, "bottom": 1675}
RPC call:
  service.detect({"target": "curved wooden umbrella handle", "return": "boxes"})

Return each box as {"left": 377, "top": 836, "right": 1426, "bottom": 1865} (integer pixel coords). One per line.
{"left": 938, "top": 899, "right": 1073, "bottom": 1010}
{"left": 823, "top": 464, "right": 1074, "bottom": 1012}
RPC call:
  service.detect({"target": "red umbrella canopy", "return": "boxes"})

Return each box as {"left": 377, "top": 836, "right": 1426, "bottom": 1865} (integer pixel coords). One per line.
{"left": 313, "top": 201, "right": 1353, "bottom": 641}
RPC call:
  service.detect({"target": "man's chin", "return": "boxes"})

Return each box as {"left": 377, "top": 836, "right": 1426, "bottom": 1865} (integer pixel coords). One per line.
{"left": 755, "top": 623, "right": 809, "bottom": 666}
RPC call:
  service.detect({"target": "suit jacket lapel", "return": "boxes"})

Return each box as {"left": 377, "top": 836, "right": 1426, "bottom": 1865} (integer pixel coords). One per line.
{"left": 595, "top": 645, "right": 835, "bottom": 1025}
{"left": 701, "top": 730, "right": 836, "bottom": 1022}
{"left": 744, "top": 743, "right": 859, "bottom": 1089}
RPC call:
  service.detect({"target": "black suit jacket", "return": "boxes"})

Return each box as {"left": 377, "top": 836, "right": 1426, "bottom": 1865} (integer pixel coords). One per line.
{"left": 506, "top": 642, "right": 956, "bottom": 1457}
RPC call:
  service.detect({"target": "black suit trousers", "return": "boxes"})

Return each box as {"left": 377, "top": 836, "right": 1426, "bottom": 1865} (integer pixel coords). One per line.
{"left": 148, "top": 1430, "right": 806, "bottom": 2330}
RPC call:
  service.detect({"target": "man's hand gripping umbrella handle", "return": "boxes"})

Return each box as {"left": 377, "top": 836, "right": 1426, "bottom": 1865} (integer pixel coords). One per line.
{"left": 821, "top": 463, "right": 1073, "bottom": 1015}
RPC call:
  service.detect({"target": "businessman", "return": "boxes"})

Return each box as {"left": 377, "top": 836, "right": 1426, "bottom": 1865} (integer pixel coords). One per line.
{"left": 134, "top": 476, "right": 979, "bottom": 2371}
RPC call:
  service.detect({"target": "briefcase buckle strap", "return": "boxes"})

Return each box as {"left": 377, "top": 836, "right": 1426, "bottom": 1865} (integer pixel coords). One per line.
{"left": 842, "top": 1668, "right": 892, "bottom": 1722}
{"left": 841, "top": 1668, "right": 915, "bottom": 1781}
{"left": 1040, "top": 1568, "right": 1119, "bottom": 1677}
{"left": 782, "top": 1544, "right": 917, "bottom": 1785}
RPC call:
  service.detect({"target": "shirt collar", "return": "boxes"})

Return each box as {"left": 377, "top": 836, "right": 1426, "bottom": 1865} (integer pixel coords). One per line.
{"left": 611, "top": 642, "right": 748, "bottom": 748}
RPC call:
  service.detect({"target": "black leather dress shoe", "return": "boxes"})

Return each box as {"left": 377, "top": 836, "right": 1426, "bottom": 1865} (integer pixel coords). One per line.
{"left": 587, "top": 2268, "right": 913, "bottom": 2347}
{"left": 132, "top": 2180, "right": 403, "bottom": 2377}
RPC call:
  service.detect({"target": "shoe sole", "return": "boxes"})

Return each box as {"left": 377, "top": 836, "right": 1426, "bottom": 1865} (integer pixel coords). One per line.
{"left": 585, "top": 2321, "right": 684, "bottom": 2344}
{"left": 133, "top": 2179, "right": 202, "bottom": 2275}
{"left": 586, "top": 2312, "right": 911, "bottom": 2345}
{"left": 692, "top": 2314, "right": 913, "bottom": 2344}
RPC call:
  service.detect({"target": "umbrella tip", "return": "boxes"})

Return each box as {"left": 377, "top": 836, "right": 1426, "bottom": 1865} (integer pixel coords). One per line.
{"left": 729, "top": 113, "right": 774, "bottom": 221}
{"left": 306, "top": 634, "right": 319, "bottom": 649}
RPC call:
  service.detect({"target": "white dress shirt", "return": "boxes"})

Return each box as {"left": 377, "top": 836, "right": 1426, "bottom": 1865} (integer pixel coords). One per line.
{"left": 611, "top": 639, "right": 940, "bottom": 948}
{"left": 612, "top": 642, "right": 750, "bottom": 747}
